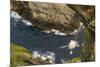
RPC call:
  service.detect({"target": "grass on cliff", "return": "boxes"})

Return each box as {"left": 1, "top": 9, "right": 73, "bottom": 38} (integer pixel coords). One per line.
{"left": 10, "top": 43, "right": 50, "bottom": 67}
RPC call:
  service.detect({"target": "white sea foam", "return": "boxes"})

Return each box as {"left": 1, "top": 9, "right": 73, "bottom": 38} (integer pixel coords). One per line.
{"left": 41, "top": 56, "right": 47, "bottom": 60}
{"left": 10, "top": 11, "right": 22, "bottom": 22}
{"left": 69, "top": 22, "right": 84, "bottom": 35}
{"left": 44, "top": 22, "right": 84, "bottom": 36}
{"left": 43, "top": 30, "right": 51, "bottom": 34}
{"left": 32, "top": 51, "right": 55, "bottom": 63}
{"left": 11, "top": 11, "right": 33, "bottom": 26}
{"left": 70, "top": 29, "right": 78, "bottom": 35}
{"left": 22, "top": 20, "right": 32, "bottom": 26}
{"left": 43, "top": 29, "right": 66, "bottom": 36}
{"left": 52, "top": 29, "right": 67, "bottom": 36}
{"left": 32, "top": 51, "right": 41, "bottom": 58}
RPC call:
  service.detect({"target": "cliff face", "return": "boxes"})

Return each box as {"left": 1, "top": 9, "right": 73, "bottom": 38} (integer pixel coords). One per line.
{"left": 11, "top": 1, "right": 95, "bottom": 33}
{"left": 10, "top": 1, "right": 95, "bottom": 66}
{"left": 11, "top": 1, "right": 82, "bottom": 33}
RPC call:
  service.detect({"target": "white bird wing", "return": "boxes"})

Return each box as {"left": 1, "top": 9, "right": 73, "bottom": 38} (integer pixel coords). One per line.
{"left": 59, "top": 45, "right": 68, "bottom": 49}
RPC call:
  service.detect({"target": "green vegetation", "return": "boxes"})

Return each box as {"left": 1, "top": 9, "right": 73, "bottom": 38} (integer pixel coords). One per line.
{"left": 11, "top": 1, "right": 95, "bottom": 66}
{"left": 67, "top": 57, "right": 81, "bottom": 63}
{"left": 10, "top": 43, "right": 50, "bottom": 67}
{"left": 11, "top": 43, "right": 32, "bottom": 67}
{"left": 80, "top": 27, "right": 95, "bottom": 62}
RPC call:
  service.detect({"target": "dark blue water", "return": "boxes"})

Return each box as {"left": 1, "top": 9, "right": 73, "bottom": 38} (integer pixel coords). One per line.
{"left": 10, "top": 11, "right": 84, "bottom": 63}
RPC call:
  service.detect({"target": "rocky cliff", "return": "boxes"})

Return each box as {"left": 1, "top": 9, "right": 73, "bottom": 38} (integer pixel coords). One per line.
{"left": 11, "top": 1, "right": 81, "bottom": 33}
{"left": 10, "top": 1, "right": 95, "bottom": 66}
{"left": 11, "top": 1, "right": 95, "bottom": 33}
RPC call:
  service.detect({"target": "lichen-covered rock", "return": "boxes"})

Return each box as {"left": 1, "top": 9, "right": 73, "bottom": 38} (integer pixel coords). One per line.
{"left": 10, "top": 0, "right": 95, "bottom": 64}
{"left": 11, "top": 1, "right": 81, "bottom": 33}
{"left": 11, "top": 1, "right": 95, "bottom": 33}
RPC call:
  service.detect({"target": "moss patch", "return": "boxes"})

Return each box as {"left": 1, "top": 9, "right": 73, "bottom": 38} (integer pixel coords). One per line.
{"left": 10, "top": 43, "right": 50, "bottom": 67}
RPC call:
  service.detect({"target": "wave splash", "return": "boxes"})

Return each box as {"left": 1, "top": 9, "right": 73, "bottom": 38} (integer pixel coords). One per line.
{"left": 32, "top": 51, "right": 55, "bottom": 63}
